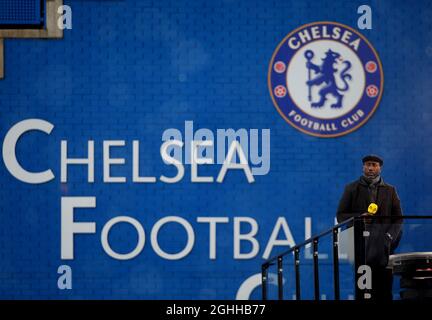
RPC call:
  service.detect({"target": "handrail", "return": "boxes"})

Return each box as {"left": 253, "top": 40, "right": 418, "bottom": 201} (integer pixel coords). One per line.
{"left": 261, "top": 215, "right": 432, "bottom": 300}
{"left": 261, "top": 217, "right": 355, "bottom": 301}
{"left": 263, "top": 217, "right": 355, "bottom": 266}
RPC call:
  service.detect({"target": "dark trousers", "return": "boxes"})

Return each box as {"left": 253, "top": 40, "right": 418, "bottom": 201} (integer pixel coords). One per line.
{"left": 371, "top": 266, "right": 393, "bottom": 300}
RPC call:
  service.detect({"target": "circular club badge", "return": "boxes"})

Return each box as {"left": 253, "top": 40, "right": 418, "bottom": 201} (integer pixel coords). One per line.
{"left": 268, "top": 21, "right": 383, "bottom": 138}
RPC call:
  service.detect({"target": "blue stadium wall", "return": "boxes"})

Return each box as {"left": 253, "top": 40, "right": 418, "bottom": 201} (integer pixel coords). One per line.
{"left": 0, "top": 0, "right": 431, "bottom": 299}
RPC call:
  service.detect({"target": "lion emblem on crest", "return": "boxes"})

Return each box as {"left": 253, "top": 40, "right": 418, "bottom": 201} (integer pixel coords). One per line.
{"left": 305, "top": 49, "right": 352, "bottom": 108}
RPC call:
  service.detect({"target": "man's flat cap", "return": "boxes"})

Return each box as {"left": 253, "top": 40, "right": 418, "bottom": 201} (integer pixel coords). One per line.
{"left": 362, "top": 154, "right": 383, "bottom": 166}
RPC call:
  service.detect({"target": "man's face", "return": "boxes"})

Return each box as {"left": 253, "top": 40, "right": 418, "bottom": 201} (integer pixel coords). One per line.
{"left": 363, "top": 161, "right": 381, "bottom": 178}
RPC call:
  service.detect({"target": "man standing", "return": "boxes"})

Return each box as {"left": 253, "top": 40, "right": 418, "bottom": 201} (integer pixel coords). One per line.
{"left": 336, "top": 155, "right": 403, "bottom": 300}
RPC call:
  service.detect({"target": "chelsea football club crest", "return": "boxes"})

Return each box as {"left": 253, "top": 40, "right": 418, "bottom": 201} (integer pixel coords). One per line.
{"left": 268, "top": 21, "right": 383, "bottom": 138}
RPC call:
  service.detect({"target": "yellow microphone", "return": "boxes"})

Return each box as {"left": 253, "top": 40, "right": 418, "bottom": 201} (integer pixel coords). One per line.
{"left": 367, "top": 203, "right": 378, "bottom": 215}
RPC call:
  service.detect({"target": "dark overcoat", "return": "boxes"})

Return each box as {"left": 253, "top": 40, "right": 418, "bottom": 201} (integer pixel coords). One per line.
{"left": 336, "top": 177, "right": 403, "bottom": 267}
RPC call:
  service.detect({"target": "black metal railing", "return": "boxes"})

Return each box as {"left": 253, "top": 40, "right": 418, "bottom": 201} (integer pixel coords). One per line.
{"left": 262, "top": 217, "right": 354, "bottom": 301}
{"left": 261, "top": 215, "right": 432, "bottom": 301}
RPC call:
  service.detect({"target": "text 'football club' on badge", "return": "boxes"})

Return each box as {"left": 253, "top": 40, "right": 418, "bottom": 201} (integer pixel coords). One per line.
{"left": 268, "top": 21, "right": 384, "bottom": 138}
